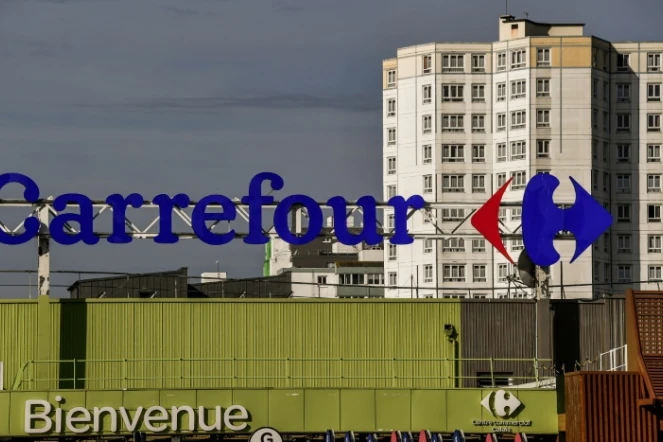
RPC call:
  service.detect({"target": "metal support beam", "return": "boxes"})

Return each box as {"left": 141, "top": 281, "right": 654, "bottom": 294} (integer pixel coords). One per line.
{"left": 37, "top": 205, "right": 49, "bottom": 297}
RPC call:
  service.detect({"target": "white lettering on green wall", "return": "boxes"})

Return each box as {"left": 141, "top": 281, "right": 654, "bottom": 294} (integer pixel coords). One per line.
{"left": 24, "top": 396, "right": 249, "bottom": 434}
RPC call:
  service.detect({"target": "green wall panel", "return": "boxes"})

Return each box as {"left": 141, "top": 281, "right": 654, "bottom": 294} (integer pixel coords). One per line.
{"left": 304, "top": 390, "right": 340, "bottom": 432}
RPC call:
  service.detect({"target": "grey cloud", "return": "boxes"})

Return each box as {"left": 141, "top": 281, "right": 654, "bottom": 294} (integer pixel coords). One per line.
{"left": 0, "top": 39, "right": 71, "bottom": 57}
{"left": 161, "top": 6, "right": 217, "bottom": 17}
{"left": 117, "top": 92, "right": 379, "bottom": 113}
{"left": 273, "top": 1, "right": 303, "bottom": 13}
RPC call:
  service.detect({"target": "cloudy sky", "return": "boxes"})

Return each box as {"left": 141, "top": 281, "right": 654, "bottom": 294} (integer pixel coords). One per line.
{"left": 0, "top": 0, "right": 660, "bottom": 297}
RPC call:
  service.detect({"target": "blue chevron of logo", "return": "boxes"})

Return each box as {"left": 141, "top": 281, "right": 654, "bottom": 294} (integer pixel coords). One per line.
{"left": 521, "top": 174, "right": 614, "bottom": 267}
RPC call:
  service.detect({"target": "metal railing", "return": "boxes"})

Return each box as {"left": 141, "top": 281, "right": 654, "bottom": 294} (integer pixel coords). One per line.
{"left": 599, "top": 345, "right": 628, "bottom": 371}
{"left": 11, "top": 357, "right": 555, "bottom": 391}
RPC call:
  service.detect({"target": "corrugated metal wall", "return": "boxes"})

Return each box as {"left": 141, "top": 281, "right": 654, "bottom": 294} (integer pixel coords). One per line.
{"left": 35, "top": 299, "right": 461, "bottom": 390}
{"left": 564, "top": 372, "right": 659, "bottom": 442}
{"left": 460, "top": 297, "right": 627, "bottom": 387}
{"left": 188, "top": 273, "right": 293, "bottom": 298}
{"left": 0, "top": 301, "right": 40, "bottom": 389}
{"left": 68, "top": 268, "right": 189, "bottom": 298}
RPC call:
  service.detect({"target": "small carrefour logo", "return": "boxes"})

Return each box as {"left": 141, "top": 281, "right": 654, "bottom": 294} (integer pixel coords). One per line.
{"left": 480, "top": 389, "right": 522, "bottom": 419}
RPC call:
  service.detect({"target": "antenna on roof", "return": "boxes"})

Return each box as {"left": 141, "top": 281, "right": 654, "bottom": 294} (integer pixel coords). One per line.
{"left": 525, "top": 11, "right": 529, "bottom": 19}
{"left": 505, "top": 0, "right": 508, "bottom": 15}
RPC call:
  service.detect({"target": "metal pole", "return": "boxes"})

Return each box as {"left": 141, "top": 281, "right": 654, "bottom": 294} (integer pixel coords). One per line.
{"left": 37, "top": 205, "right": 50, "bottom": 297}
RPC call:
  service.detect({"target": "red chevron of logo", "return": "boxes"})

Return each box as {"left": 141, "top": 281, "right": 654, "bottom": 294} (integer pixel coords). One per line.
{"left": 471, "top": 177, "right": 514, "bottom": 264}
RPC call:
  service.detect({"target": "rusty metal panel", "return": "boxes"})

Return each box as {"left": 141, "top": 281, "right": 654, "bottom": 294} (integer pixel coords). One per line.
{"left": 460, "top": 299, "right": 550, "bottom": 387}
{"left": 564, "top": 371, "right": 659, "bottom": 442}
{"left": 0, "top": 301, "right": 39, "bottom": 389}
{"left": 37, "top": 299, "right": 462, "bottom": 391}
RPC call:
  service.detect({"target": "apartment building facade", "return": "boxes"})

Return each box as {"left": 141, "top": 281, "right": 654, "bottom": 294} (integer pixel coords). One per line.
{"left": 383, "top": 15, "right": 663, "bottom": 299}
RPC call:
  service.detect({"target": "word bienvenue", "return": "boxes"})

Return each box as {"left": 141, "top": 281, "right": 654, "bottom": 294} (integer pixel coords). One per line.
{"left": 25, "top": 398, "right": 249, "bottom": 434}
{"left": 0, "top": 172, "right": 425, "bottom": 246}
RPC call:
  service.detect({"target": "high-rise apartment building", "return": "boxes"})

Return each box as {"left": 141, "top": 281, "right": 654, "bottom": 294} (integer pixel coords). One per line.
{"left": 382, "top": 15, "right": 663, "bottom": 299}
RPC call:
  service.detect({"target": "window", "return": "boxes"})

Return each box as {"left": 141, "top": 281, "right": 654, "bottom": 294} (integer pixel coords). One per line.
{"left": 537, "top": 140, "right": 550, "bottom": 158}
{"left": 443, "top": 265, "right": 465, "bottom": 282}
{"left": 511, "top": 239, "right": 524, "bottom": 251}
{"left": 617, "top": 235, "right": 632, "bottom": 253}
{"left": 594, "top": 262, "right": 600, "bottom": 282}
{"left": 442, "top": 144, "right": 464, "bottom": 162}
{"left": 388, "top": 244, "right": 397, "bottom": 260}
{"left": 648, "top": 53, "right": 661, "bottom": 72}
{"left": 496, "top": 143, "right": 507, "bottom": 162}
{"left": 473, "top": 265, "right": 487, "bottom": 282}
{"left": 616, "top": 83, "right": 630, "bottom": 102}
{"left": 603, "top": 81, "right": 608, "bottom": 102}
{"left": 617, "top": 204, "right": 631, "bottom": 222}
{"left": 423, "top": 55, "right": 432, "bottom": 74}
{"left": 536, "top": 79, "right": 550, "bottom": 97}
{"left": 387, "top": 185, "right": 396, "bottom": 199}
{"left": 603, "top": 112, "right": 609, "bottom": 132}
{"left": 472, "top": 174, "right": 485, "bottom": 193}
{"left": 472, "top": 114, "right": 485, "bottom": 132}
{"left": 441, "top": 208, "right": 465, "bottom": 221}
{"left": 649, "top": 204, "right": 661, "bottom": 222}
{"left": 592, "top": 169, "right": 598, "bottom": 190}
{"left": 496, "top": 113, "right": 506, "bottom": 131}
{"left": 616, "top": 174, "right": 631, "bottom": 193}
{"left": 472, "top": 54, "right": 485, "bottom": 72}
{"left": 367, "top": 274, "right": 384, "bottom": 285}
{"left": 498, "top": 208, "right": 506, "bottom": 222}
{"left": 649, "top": 84, "right": 661, "bottom": 102}
{"left": 497, "top": 52, "right": 507, "bottom": 71}
{"left": 650, "top": 266, "right": 663, "bottom": 281}
{"left": 388, "top": 272, "right": 397, "bottom": 287}
{"left": 496, "top": 82, "right": 506, "bottom": 101}
{"left": 537, "top": 48, "right": 550, "bottom": 66}
{"left": 537, "top": 109, "right": 551, "bottom": 128}
{"left": 593, "top": 79, "right": 598, "bottom": 98}
{"left": 648, "top": 174, "right": 662, "bottom": 193}
{"left": 649, "top": 145, "right": 661, "bottom": 163}
{"left": 617, "top": 144, "right": 630, "bottom": 162}
{"left": 617, "top": 53, "right": 630, "bottom": 71}
{"left": 592, "top": 139, "right": 598, "bottom": 159}
{"left": 511, "top": 171, "right": 527, "bottom": 190}
{"left": 537, "top": 169, "right": 551, "bottom": 175}
{"left": 423, "top": 85, "right": 432, "bottom": 104}
{"left": 604, "top": 263, "right": 610, "bottom": 283}
{"left": 387, "top": 157, "right": 396, "bottom": 175}
{"left": 472, "top": 84, "right": 485, "bottom": 102}
{"left": 511, "top": 49, "right": 526, "bottom": 69}
{"left": 423, "top": 175, "right": 433, "bottom": 194}
{"left": 442, "top": 84, "right": 464, "bottom": 101}
{"left": 443, "top": 238, "right": 465, "bottom": 252}
{"left": 472, "top": 145, "right": 485, "bottom": 163}
{"left": 442, "top": 54, "right": 464, "bottom": 72}
{"left": 603, "top": 233, "right": 609, "bottom": 253}
{"left": 617, "top": 114, "right": 631, "bottom": 132}
{"left": 387, "top": 128, "right": 396, "bottom": 145}
{"left": 511, "top": 80, "right": 526, "bottom": 99}
{"left": 423, "top": 115, "right": 432, "bottom": 134}
{"left": 498, "top": 264, "right": 510, "bottom": 282}
{"left": 511, "top": 140, "right": 526, "bottom": 160}
{"left": 386, "top": 99, "right": 396, "bottom": 117}
{"left": 649, "top": 236, "right": 662, "bottom": 253}
{"left": 511, "top": 110, "right": 526, "bottom": 129}
{"left": 423, "top": 145, "right": 432, "bottom": 164}
{"left": 442, "top": 114, "right": 464, "bottom": 132}
{"left": 339, "top": 274, "right": 366, "bottom": 286}
{"left": 511, "top": 208, "right": 522, "bottom": 221}
{"left": 423, "top": 265, "right": 433, "bottom": 283}
{"left": 618, "top": 265, "right": 632, "bottom": 283}
{"left": 386, "top": 70, "right": 396, "bottom": 88}
{"left": 472, "top": 239, "right": 486, "bottom": 252}
{"left": 603, "top": 142, "right": 609, "bottom": 162}
{"left": 648, "top": 114, "right": 661, "bottom": 131}
{"left": 317, "top": 276, "right": 327, "bottom": 284}
{"left": 591, "top": 110, "right": 599, "bottom": 131}
{"left": 424, "top": 239, "right": 433, "bottom": 254}
{"left": 442, "top": 175, "right": 464, "bottom": 192}
{"left": 387, "top": 214, "right": 395, "bottom": 229}
{"left": 603, "top": 172, "right": 609, "bottom": 191}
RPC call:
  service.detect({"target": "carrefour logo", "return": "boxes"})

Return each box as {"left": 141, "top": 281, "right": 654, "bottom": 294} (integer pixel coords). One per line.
{"left": 471, "top": 174, "right": 613, "bottom": 267}
{"left": 480, "top": 390, "right": 522, "bottom": 419}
